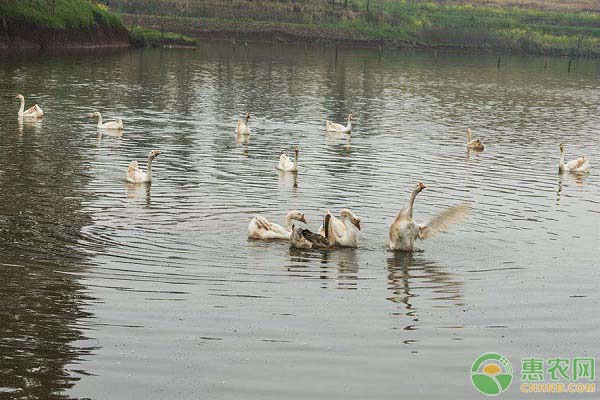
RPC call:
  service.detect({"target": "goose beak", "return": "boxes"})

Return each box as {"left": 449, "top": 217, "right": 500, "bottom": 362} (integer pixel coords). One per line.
{"left": 300, "top": 215, "right": 307, "bottom": 224}
{"left": 87, "top": 113, "right": 94, "bottom": 117}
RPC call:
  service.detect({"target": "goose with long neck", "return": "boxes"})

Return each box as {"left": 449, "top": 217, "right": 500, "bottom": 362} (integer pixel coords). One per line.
{"left": 389, "top": 182, "right": 470, "bottom": 251}
{"left": 248, "top": 210, "right": 307, "bottom": 239}
{"left": 126, "top": 150, "right": 162, "bottom": 184}
{"left": 277, "top": 146, "right": 299, "bottom": 172}
{"left": 466, "top": 128, "right": 484, "bottom": 151}
{"left": 324, "top": 209, "right": 361, "bottom": 248}
{"left": 326, "top": 113, "right": 353, "bottom": 133}
{"left": 290, "top": 214, "right": 333, "bottom": 249}
{"left": 236, "top": 112, "right": 251, "bottom": 135}
{"left": 88, "top": 111, "right": 123, "bottom": 130}
{"left": 15, "top": 94, "right": 43, "bottom": 118}
{"left": 559, "top": 143, "right": 590, "bottom": 173}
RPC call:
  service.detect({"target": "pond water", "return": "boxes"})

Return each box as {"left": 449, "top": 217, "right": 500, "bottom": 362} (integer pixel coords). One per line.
{"left": 0, "top": 43, "right": 599, "bottom": 399}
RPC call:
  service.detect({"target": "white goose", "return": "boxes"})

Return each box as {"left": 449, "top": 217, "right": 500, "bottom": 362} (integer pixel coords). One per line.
{"left": 326, "top": 113, "right": 352, "bottom": 133}
{"left": 248, "top": 210, "right": 307, "bottom": 240}
{"left": 322, "top": 209, "right": 361, "bottom": 248}
{"left": 15, "top": 94, "right": 43, "bottom": 118}
{"left": 236, "top": 112, "right": 251, "bottom": 135}
{"left": 389, "top": 182, "right": 470, "bottom": 252}
{"left": 466, "top": 128, "right": 484, "bottom": 151}
{"left": 559, "top": 143, "right": 590, "bottom": 173}
{"left": 126, "top": 150, "right": 162, "bottom": 184}
{"left": 88, "top": 112, "right": 123, "bottom": 130}
{"left": 277, "top": 146, "right": 299, "bottom": 172}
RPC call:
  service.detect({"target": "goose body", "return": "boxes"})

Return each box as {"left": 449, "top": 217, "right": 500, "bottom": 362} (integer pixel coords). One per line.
{"left": 466, "top": 128, "right": 484, "bottom": 151}
{"left": 559, "top": 144, "right": 590, "bottom": 173}
{"left": 89, "top": 112, "right": 123, "bottom": 130}
{"left": 389, "top": 183, "right": 470, "bottom": 252}
{"left": 15, "top": 94, "right": 43, "bottom": 118}
{"left": 290, "top": 214, "right": 333, "bottom": 249}
{"left": 248, "top": 210, "right": 306, "bottom": 240}
{"left": 277, "top": 146, "right": 299, "bottom": 172}
{"left": 318, "top": 209, "right": 361, "bottom": 248}
{"left": 326, "top": 114, "right": 352, "bottom": 133}
{"left": 236, "top": 112, "right": 251, "bottom": 135}
{"left": 126, "top": 150, "right": 161, "bottom": 184}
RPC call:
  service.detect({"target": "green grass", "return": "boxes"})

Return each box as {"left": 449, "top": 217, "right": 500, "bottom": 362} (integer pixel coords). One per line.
{"left": 114, "top": 0, "right": 600, "bottom": 55}
{"left": 326, "top": 1, "right": 600, "bottom": 54}
{"left": 129, "top": 26, "right": 197, "bottom": 47}
{"left": 0, "top": 0, "right": 123, "bottom": 29}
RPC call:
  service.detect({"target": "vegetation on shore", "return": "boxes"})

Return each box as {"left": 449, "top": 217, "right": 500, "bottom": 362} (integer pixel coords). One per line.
{"left": 0, "top": 0, "right": 123, "bottom": 29}
{"left": 0, "top": 0, "right": 195, "bottom": 48}
{"left": 114, "top": 0, "right": 600, "bottom": 56}
{"left": 129, "top": 26, "right": 197, "bottom": 47}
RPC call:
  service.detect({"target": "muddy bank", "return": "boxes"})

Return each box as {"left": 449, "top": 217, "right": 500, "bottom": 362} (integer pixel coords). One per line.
{"left": 0, "top": 19, "right": 131, "bottom": 49}
{"left": 122, "top": 14, "right": 391, "bottom": 49}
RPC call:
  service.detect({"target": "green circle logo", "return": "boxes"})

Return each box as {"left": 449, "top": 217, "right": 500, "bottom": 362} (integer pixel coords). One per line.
{"left": 471, "top": 353, "right": 513, "bottom": 396}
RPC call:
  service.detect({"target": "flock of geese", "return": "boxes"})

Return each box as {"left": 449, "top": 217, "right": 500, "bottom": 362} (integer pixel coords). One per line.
{"left": 15, "top": 94, "right": 592, "bottom": 252}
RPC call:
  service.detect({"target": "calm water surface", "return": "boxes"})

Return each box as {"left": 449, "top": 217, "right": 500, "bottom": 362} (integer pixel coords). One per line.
{"left": 0, "top": 44, "right": 599, "bottom": 399}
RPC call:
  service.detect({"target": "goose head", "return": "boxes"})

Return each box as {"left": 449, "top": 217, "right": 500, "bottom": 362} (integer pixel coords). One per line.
{"left": 416, "top": 182, "right": 427, "bottom": 193}
{"left": 559, "top": 143, "right": 565, "bottom": 152}
{"left": 348, "top": 113, "right": 353, "bottom": 121}
{"left": 341, "top": 209, "right": 361, "bottom": 230}
{"left": 148, "top": 150, "right": 162, "bottom": 160}
{"left": 293, "top": 146, "right": 299, "bottom": 156}
{"left": 88, "top": 111, "right": 101, "bottom": 118}
{"left": 288, "top": 210, "right": 307, "bottom": 224}
{"left": 245, "top": 112, "right": 251, "bottom": 121}
{"left": 15, "top": 94, "right": 24, "bottom": 100}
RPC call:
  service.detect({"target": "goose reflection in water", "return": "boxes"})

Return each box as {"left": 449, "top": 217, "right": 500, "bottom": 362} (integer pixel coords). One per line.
{"left": 17, "top": 116, "right": 42, "bottom": 135}
{"left": 325, "top": 133, "right": 352, "bottom": 152}
{"left": 465, "top": 147, "right": 483, "bottom": 161}
{"left": 126, "top": 182, "right": 152, "bottom": 208}
{"left": 277, "top": 169, "right": 298, "bottom": 190}
{"left": 556, "top": 171, "right": 588, "bottom": 205}
{"left": 386, "top": 252, "right": 463, "bottom": 324}
{"left": 287, "top": 247, "right": 359, "bottom": 290}
{"left": 96, "top": 128, "right": 124, "bottom": 142}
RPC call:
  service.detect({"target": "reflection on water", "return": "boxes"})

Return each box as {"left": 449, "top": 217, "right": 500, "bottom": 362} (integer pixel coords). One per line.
{"left": 386, "top": 252, "right": 463, "bottom": 310}
{"left": 287, "top": 247, "right": 359, "bottom": 290}
{"left": 0, "top": 44, "right": 599, "bottom": 399}
{"left": 0, "top": 109, "right": 96, "bottom": 398}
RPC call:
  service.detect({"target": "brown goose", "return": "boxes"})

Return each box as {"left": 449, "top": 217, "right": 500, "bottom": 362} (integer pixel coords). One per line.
{"left": 290, "top": 214, "right": 333, "bottom": 249}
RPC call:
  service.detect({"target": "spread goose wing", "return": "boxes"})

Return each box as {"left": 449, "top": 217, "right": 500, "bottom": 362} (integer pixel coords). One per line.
{"left": 419, "top": 204, "right": 470, "bottom": 240}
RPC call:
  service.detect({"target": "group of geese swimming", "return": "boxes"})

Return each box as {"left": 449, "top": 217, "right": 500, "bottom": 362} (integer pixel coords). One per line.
{"left": 15, "top": 94, "right": 592, "bottom": 251}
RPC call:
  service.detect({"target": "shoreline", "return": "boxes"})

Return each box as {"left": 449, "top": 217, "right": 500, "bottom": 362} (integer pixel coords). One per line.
{"left": 0, "top": 22, "right": 131, "bottom": 50}
{"left": 122, "top": 14, "right": 600, "bottom": 58}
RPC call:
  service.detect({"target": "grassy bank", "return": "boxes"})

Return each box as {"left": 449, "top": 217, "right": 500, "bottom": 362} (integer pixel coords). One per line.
{"left": 129, "top": 26, "right": 197, "bottom": 47}
{"left": 114, "top": 0, "right": 600, "bottom": 56}
{"left": 0, "top": 0, "right": 123, "bottom": 29}
{"left": 0, "top": 0, "right": 195, "bottom": 48}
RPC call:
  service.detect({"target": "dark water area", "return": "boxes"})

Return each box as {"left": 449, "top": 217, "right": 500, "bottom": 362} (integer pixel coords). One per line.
{"left": 0, "top": 43, "right": 599, "bottom": 399}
